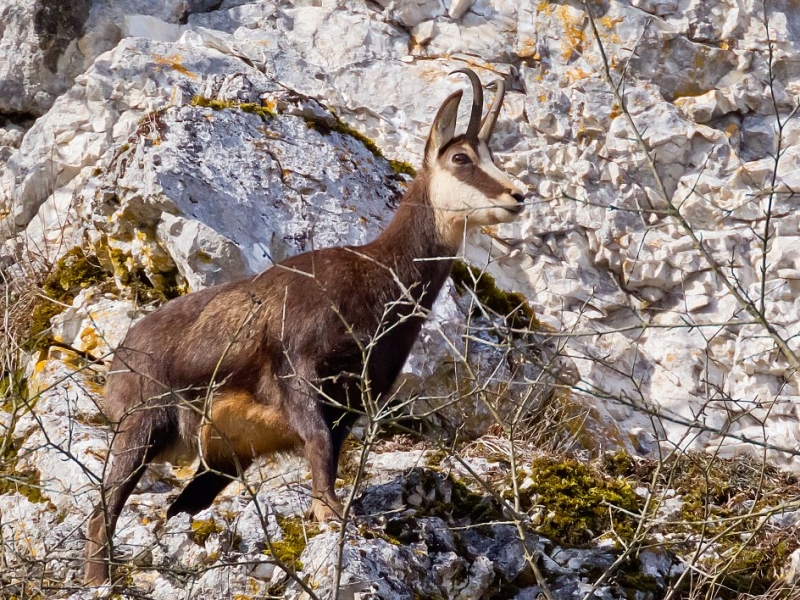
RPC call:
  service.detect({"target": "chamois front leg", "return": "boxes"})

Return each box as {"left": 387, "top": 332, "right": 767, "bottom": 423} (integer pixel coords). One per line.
{"left": 276, "top": 364, "right": 343, "bottom": 522}
{"left": 304, "top": 425, "right": 342, "bottom": 522}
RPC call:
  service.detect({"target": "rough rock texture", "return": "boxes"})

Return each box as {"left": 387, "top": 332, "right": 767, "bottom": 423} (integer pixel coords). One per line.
{"left": 0, "top": 0, "right": 233, "bottom": 119}
{"left": 0, "top": 0, "right": 93, "bottom": 117}
{"left": 6, "top": 0, "right": 800, "bottom": 465}
{"left": 4, "top": 0, "right": 800, "bottom": 597}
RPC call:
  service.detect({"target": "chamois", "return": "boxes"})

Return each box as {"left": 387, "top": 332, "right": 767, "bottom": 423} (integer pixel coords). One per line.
{"left": 84, "top": 68, "right": 525, "bottom": 585}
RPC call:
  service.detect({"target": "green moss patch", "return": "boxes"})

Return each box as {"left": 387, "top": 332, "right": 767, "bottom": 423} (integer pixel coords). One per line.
{"left": 306, "top": 114, "right": 382, "bottom": 158}
{"left": 26, "top": 244, "right": 184, "bottom": 352}
{"left": 304, "top": 110, "right": 419, "bottom": 179}
{"left": 388, "top": 159, "right": 416, "bottom": 177}
{"left": 126, "top": 264, "right": 184, "bottom": 305}
{"left": 27, "top": 247, "right": 108, "bottom": 351}
{"left": 600, "top": 450, "right": 635, "bottom": 477}
{"left": 264, "top": 515, "right": 320, "bottom": 571}
{"left": 591, "top": 451, "right": 800, "bottom": 598}
{"left": 0, "top": 469, "right": 49, "bottom": 505}
{"left": 715, "top": 542, "right": 789, "bottom": 597}
{"left": 517, "top": 456, "right": 640, "bottom": 545}
{"left": 451, "top": 261, "right": 539, "bottom": 333}
{"left": 667, "top": 453, "right": 770, "bottom": 524}
{"left": 0, "top": 369, "right": 28, "bottom": 414}
{"left": 358, "top": 520, "right": 403, "bottom": 545}
{"left": 656, "top": 453, "right": 800, "bottom": 597}
{"left": 99, "top": 243, "right": 185, "bottom": 304}
{"left": 190, "top": 95, "right": 276, "bottom": 119}
{"left": 0, "top": 440, "right": 50, "bottom": 505}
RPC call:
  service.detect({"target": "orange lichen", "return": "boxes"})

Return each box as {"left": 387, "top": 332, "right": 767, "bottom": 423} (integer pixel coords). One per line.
{"left": 154, "top": 54, "right": 196, "bottom": 79}
{"left": 565, "top": 67, "right": 592, "bottom": 83}
{"left": 517, "top": 38, "right": 538, "bottom": 59}
{"left": 724, "top": 122, "right": 740, "bottom": 138}
{"left": 79, "top": 326, "right": 100, "bottom": 353}
{"left": 601, "top": 16, "right": 623, "bottom": 29}
{"left": 419, "top": 66, "right": 443, "bottom": 83}
{"left": 555, "top": 5, "right": 586, "bottom": 61}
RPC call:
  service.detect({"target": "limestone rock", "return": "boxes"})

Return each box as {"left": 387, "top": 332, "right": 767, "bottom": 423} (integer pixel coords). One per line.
{"left": 5, "top": 0, "right": 800, "bottom": 595}
{"left": 0, "top": 0, "right": 93, "bottom": 116}
{"left": 6, "top": 0, "right": 800, "bottom": 469}
{"left": 88, "top": 93, "right": 402, "bottom": 282}
{"left": 0, "top": 0, "right": 230, "bottom": 120}
{"left": 449, "top": 0, "right": 476, "bottom": 20}
{"left": 373, "top": 0, "right": 446, "bottom": 28}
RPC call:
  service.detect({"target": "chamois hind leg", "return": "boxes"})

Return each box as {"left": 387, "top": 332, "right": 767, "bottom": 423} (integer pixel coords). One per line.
{"left": 85, "top": 410, "right": 169, "bottom": 586}
{"left": 327, "top": 410, "right": 359, "bottom": 488}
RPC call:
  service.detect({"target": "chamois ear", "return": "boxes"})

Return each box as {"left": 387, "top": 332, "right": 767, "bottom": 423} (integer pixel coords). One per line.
{"left": 424, "top": 90, "right": 462, "bottom": 166}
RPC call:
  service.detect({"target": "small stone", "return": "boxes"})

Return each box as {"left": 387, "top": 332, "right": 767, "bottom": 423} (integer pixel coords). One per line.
{"left": 449, "top": 0, "right": 476, "bottom": 20}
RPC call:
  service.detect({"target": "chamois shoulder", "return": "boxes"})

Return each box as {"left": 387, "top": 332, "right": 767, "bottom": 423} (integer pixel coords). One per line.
{"left": 249, "top": 245, "right": 395, "bottom": 300}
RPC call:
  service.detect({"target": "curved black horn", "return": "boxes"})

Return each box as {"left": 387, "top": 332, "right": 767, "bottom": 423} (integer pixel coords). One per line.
{"left": 479, "top": 79, "right": 505, "bottom": 141}
{"left": 449, "top": 68, "right": 483, "bottom": 142}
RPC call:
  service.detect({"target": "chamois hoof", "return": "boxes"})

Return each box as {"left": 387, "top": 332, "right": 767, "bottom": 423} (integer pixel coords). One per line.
{"left": 308, "top": 498, "right": 343, "bottom": 522}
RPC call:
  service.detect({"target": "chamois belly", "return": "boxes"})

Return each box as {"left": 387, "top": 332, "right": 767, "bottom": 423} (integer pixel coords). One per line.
{"left": 154, "top": 389, "right": 302, "bottom": 465}
{"left": 203, "top": 390, "right": 303, "bottom": 461}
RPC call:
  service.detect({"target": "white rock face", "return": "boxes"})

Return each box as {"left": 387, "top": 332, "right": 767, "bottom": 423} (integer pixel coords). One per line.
{"left": 91, "top": 90, "right": 402, "bottom": 282}
{"left": 0, "top": 0, "right": 236, "bottom": 118}
{"left": 4, "top": 0, "right": 800, "bottom": 595}
{"left": 3, "top": 0, "right": 800, "bottom": 468}
{"left": 0, "top": 0, "right": 92, "bottom": 116}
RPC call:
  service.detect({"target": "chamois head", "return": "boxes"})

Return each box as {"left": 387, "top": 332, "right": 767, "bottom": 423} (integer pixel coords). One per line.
{"left": 424, "top": 68, "right": 525, "bottom": 244}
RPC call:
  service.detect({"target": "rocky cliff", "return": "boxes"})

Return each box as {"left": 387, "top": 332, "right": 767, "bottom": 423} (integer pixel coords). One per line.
{"left": 2, "top": 0, "right": 800, "bottom": 598}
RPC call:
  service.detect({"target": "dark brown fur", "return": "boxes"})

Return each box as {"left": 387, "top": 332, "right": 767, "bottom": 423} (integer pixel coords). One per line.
{"left": 84, "top": 173, "right": 461, "bottom": 582}
{"left": 84, "top": 82, "right": 523, "bottom": 585}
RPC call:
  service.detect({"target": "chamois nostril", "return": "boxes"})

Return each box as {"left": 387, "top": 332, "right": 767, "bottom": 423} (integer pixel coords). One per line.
{"left": 511, "top": 192, "right": 525, "bottom": 204}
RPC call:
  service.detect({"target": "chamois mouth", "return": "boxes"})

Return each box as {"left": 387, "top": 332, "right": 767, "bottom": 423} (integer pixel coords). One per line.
{"left": 503, "top": 192, "right": 526, "bottom": 215}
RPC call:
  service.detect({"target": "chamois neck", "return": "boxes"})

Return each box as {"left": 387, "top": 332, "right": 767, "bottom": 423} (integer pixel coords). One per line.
{"left": 374, "top": 173, "right": 460, "bottom": 260}
{"left": 364, "top": 173, "right": 459, "bottom": 303}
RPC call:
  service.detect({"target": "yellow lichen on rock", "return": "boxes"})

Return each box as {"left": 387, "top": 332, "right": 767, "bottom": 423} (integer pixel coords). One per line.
{"left": 555, "top": 5, "right": 586, "bottom": 61}
{"left": 153, "top": 54, "right": 197, "bottom": 79}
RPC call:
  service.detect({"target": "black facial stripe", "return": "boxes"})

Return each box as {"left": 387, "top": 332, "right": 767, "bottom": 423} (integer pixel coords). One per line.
{"left": 451, "top": 163, "right": 508, "bottom": 198}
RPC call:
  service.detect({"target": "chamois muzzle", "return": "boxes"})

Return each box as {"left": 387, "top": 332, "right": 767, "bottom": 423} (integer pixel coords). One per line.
{"left": 449, "top": 68, "right": 484, "bottom": 142}
{"left": 506, "top": 192, "right": 526, "bottom": 215}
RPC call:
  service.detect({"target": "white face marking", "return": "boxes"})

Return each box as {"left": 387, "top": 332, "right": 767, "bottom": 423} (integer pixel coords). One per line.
{"left": 428, "top": 142, "right": 524, "bottom": 246}
{"left": 476, "top": 145, "right": 518, "bottom": 192}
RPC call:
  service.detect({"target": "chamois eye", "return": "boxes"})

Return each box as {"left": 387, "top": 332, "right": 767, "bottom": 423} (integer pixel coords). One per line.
{"left": 452, "top": 153, "right": 471, "bottom": 165}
